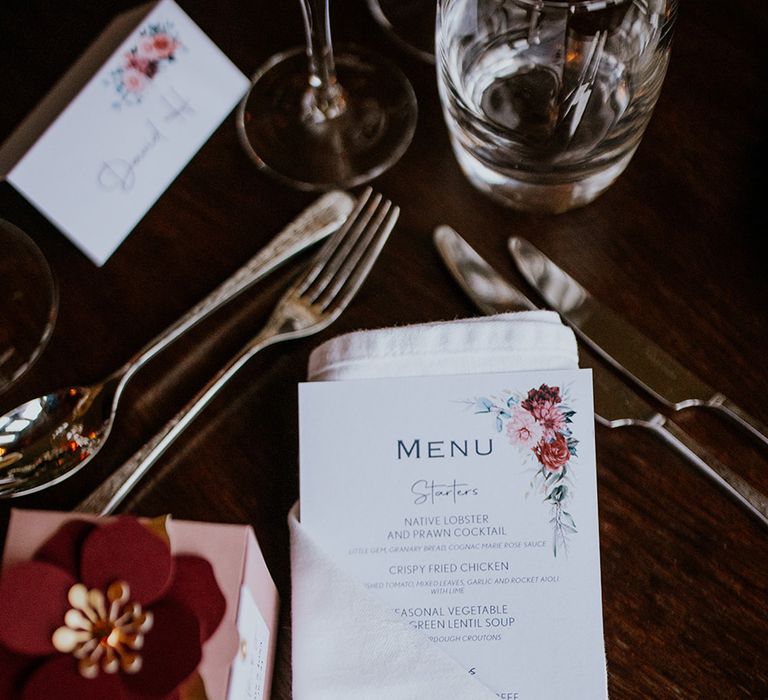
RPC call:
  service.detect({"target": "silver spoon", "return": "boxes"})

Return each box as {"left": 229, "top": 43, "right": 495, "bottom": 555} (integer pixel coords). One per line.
{"left": 0, "top": 191, "right": 354, "bottom": 498}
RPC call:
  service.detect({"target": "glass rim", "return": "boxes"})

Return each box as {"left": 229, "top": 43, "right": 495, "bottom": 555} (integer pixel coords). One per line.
{"left": 0, "top": 218, "right": 59, "bottom": 394}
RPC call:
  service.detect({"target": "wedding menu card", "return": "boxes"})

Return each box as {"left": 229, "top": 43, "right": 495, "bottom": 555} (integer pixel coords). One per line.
{"left": 300, "top": 368, "right": 608, "bottom": 699}
{"left": 0, "top": 0, "right": 249, "bottom": 265}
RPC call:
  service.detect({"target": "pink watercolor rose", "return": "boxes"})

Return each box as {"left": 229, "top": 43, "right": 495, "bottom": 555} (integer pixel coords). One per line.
{"left": 530, "top": 400, "right": 566, "bottom": 438}
{"left": 122, "top": 69, "right": 146, "bottom": 94}
{"left": 142, "top": 33, "right": 178, "bottom": 59}
{"left": 505, "top": 405, "right": 544, "bottom": 449}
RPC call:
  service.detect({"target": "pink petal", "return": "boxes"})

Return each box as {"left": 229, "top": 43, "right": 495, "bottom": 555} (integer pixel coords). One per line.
{"left": 120, "top": 599, "right": 201, "bottom": 697}
{"left": 0, "top": 561, "right": 74, "bottom": 656}
{"left": 80, "top": 518, "right": 172, "bottom": 606}
{"left": 165, "top": 556, "right": 226, "bottom": 642}
{"left": 33, "top": 520, "right": 95, "bottom": 579}
{"left": 21, "top": 656, "right": 120, "bottom": 700}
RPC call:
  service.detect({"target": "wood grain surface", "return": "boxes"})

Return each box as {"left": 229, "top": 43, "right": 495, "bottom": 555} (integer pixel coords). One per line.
{"left": 1, "top": 1, "right": 766, "bottom": 697}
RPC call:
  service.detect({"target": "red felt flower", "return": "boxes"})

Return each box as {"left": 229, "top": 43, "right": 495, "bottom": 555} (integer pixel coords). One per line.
{"left": 0, "top": 518, "right": 226, "bottom": 700}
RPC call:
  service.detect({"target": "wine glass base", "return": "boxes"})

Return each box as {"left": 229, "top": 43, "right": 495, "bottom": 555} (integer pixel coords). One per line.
{"left": 237, "top": 45, "right": 417, "bottom": 191}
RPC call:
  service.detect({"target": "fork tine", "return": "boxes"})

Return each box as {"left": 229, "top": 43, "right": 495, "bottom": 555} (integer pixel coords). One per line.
{"left": 315, "top": 198, "right": 393, "bottom": 308}
{"left": 297, "top": 187, "right": 374, "bottom": 296}
{"left": 304, "top": 194, "right": 391, "bottom": 305}
{"left": 317, "top": 203, "right": 400, "bottom": 313}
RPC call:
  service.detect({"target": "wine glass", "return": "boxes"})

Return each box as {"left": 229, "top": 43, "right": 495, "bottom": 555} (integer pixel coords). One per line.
{"left": 237, "top": 0, "right": 418, "bottom": 191}
{"left": 0, "top": 219, "right": 58, "bottom": 394}
{"left": 367, "top": 0, "right": 436, "bottom": 63}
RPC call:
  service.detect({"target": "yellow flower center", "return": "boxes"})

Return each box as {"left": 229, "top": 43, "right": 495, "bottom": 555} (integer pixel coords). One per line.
{"left": 52, "top": 581, "right": 153, "bottom": 678}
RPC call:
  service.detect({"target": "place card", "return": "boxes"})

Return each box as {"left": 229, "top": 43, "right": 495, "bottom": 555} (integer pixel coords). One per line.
{"left": 299, "top": 368, "right": 608, "bottom": 698}
{"left": 0, "top": 0, "right": 250, "bottom": 265}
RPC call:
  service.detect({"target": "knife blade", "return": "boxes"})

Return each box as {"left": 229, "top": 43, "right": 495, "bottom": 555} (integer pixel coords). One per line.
{"left": 508, "top": 236, "right": 768, "bottom": 450}
{"left": 435, "top": 225, "right": 768, "bottom": 527}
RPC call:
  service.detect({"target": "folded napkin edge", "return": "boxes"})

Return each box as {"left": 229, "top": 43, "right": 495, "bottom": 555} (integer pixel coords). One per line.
{"left": 288, "top": 502, "right": 499, "bottom": 700}
{"left": 308, "top": 312, "right": 579, "bottom": 381}
{"left": 308, "top": 348, "right": 579, "bottom": 380}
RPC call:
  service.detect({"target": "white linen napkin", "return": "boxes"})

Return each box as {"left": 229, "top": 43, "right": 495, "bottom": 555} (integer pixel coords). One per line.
{"left": 290, "top": 311, "right": 579, "bottom": 700}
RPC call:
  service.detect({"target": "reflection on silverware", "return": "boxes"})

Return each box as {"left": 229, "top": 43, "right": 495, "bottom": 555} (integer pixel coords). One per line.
{"left": 435, "top": 225, "right": 768, "bottom": 527}
{"left": 509, "top": 236, "right": 768, "bottom": 450}
{"left": 76, "top": 187, "right": 398, "bottom": 515}
{"left": 0, "top": 191, "right": 355, "bottom": 498}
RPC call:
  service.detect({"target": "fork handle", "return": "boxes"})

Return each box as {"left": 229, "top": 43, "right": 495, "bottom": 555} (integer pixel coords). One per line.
{"left": 113, "top": 191, "right": 352, "bottom": 383}
{"left": 706, "top": 393, "right": 768, "bottom": 450}
{"left": 74, "top": 330, "right": 278, "bottom": 515}
{"left": 648, "top": 415, "right": 768, "bottom": 528}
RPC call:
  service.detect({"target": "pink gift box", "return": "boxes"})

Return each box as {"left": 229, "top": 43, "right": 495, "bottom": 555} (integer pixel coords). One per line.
{"left": 1, "top": 509, "right": 279, "bottom": 700}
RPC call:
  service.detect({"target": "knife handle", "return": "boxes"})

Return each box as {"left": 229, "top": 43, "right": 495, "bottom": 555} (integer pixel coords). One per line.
{"left": 706, "top": 393, "right": 768, "bottom": 450}
{"left": 649, "top": 415, "right": 768, "bottom": 528}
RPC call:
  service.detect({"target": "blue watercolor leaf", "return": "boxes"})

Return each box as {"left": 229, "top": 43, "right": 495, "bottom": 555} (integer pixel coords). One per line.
{"left": 474, "top": 397, "right": 493, "bottom": 413}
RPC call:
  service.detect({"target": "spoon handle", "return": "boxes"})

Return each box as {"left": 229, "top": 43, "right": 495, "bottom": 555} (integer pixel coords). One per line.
{"left": 115, "top": 190, "right": 354, "bottom": 382}
{"left": 75, "top": 332, "right": 277, "bottom": 515}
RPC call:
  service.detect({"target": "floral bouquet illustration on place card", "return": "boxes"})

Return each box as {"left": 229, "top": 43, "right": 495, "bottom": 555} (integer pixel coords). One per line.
{"left": 470, "top": 384, "right": 578, "bottom": 556}
{"left": 106, "top": 21, "right": 182, "bottom": 107}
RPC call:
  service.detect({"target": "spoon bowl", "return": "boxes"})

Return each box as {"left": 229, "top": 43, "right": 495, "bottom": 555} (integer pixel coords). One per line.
{"left": 0, "top": 376, "right": 120, "bottom": 496}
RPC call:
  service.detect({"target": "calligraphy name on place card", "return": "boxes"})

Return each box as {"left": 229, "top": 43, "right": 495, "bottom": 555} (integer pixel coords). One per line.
{"left": 0, "top": 0, "right": 249, "bottom": 265}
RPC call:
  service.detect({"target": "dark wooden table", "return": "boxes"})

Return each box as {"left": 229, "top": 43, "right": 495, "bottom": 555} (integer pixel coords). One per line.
{"left": 1, "top": 1, "right": 766, "bottom": 697}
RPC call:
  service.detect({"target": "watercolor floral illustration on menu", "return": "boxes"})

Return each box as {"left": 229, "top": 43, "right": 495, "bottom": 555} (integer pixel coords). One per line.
{"left": 106, "top": 22, "right": 182, "bottom": 107}
{"left": 470, "top": 384, "right": 578, "bottom": 556}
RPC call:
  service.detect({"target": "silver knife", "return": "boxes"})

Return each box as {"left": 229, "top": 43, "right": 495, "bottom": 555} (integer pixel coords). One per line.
{"left": 435, "top": 225, "right": 768, "bottom": 527}
{"left": 509, "top": 236, "right": 768, "bottom": 450}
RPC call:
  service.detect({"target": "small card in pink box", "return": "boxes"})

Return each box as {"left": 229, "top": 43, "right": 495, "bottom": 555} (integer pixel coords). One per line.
{"left": 0, "top": 509, "right": 279, "bottom": 700}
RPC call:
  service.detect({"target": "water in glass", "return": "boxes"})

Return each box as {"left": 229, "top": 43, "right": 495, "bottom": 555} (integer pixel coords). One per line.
{"left": 437, "top": 0, "right": 678, "bottom": 212}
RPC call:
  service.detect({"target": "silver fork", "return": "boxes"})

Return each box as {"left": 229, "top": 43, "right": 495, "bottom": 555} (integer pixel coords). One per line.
{"left": 76, "top": 188, "right": 398, "bottom": 515}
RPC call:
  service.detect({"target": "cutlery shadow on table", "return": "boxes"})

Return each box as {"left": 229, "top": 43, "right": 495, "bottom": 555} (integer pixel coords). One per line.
{"left": 116, "top": 342, "right": 304, "bottom": 517}
{"left": 81, "top": 269, "right": 305, "bottom": 504}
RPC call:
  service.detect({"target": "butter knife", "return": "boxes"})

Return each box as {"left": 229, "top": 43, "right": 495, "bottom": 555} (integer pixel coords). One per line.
{"left": 508, "top": 236, "right": 768, "bottom": 450}
{"left": 435, "top": 225, "right": 768, "bottom": 527}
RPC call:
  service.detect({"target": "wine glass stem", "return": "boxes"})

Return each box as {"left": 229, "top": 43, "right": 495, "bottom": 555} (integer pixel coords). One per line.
{"left": 299, "top": 0, "right": 347, "bottom": 121}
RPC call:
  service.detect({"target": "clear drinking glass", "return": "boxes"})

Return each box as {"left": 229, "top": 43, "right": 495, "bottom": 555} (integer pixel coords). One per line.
{"left": 0, "top": 220, "right": 58, "bottom": 394}
{"left": 437, "top": 0, "right": 678, "bottom": 213}
{"left": 237, "top": 0, "right": 418, "bottom": 191}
